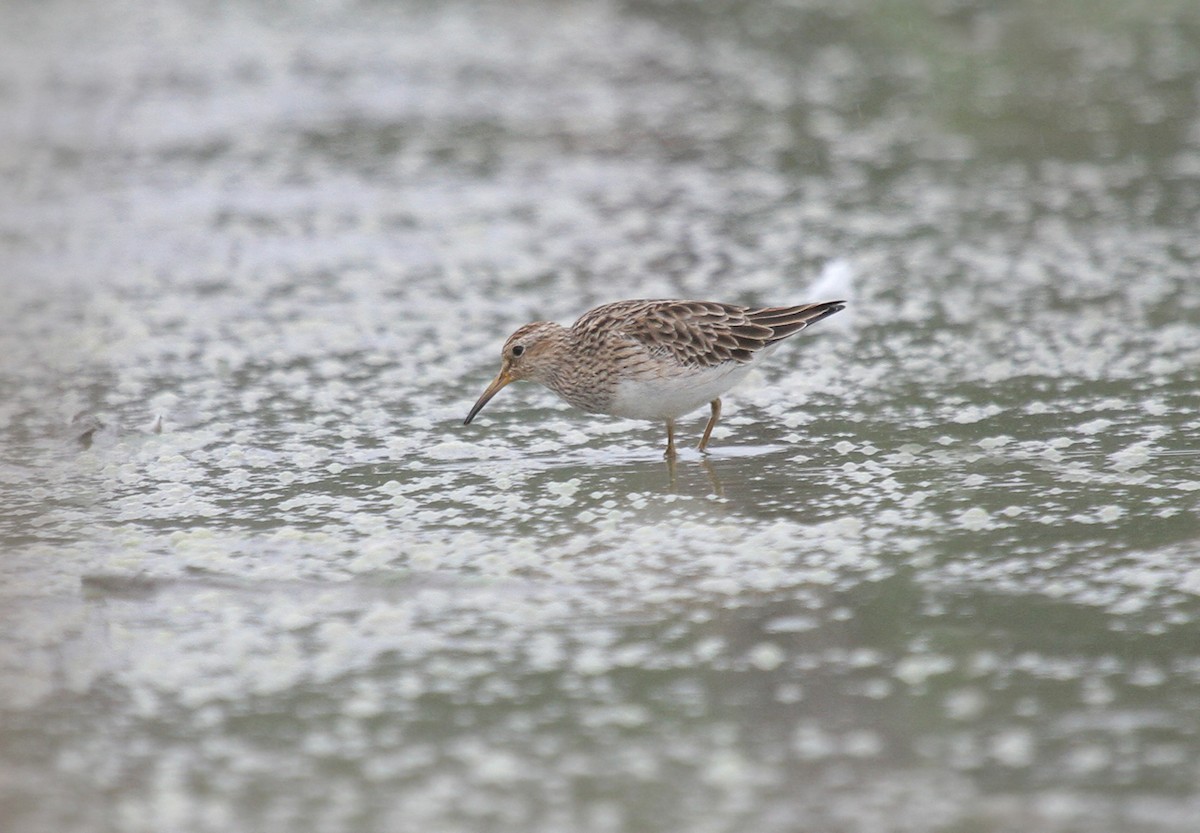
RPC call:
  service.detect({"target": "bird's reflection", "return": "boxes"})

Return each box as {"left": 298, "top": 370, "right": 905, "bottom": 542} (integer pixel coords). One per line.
{"left": 665, "top": 454, "right": 725, "bottom": 498}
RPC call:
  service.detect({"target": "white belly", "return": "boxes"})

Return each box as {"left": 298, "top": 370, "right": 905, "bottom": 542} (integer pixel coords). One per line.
{"left": 608, "top": 363, "right": 754, "bottom": 419}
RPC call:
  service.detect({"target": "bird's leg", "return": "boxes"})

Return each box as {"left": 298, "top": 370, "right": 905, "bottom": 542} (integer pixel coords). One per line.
{"left": 664, "top": 418, "right": 677, "bottom": 459}
{"left": 698, "top": 398, "right": 722, "bottom": 453}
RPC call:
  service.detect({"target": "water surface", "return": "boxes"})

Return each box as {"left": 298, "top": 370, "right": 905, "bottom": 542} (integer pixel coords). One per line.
{"left": 2, "top": 1, "right": 1199, "bottom": 831}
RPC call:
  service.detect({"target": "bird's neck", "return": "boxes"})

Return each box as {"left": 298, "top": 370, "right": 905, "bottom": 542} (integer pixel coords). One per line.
{"left": 537, "top": 326, "right": 612, "bottom": 413}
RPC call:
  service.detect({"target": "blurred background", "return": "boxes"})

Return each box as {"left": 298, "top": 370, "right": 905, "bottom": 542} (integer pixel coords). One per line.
{"left": 1, "top": 1, "right": 1198, "bottom": 831}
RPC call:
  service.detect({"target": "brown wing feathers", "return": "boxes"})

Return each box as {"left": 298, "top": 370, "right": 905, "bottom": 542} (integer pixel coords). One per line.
{"left": 748, "top": 301, "right": 845, "bottom": 344}
{"left": 583, "top": 299, "right": 844, "bottom": 368}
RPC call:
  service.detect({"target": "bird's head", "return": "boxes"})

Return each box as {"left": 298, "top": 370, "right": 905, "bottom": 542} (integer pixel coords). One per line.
{"left": 463, "top": 322, "right": 565, "bottom": 424}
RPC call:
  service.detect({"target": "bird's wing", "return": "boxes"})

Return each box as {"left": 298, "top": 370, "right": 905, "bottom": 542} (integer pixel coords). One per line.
{"left": 576, "top": 299, "right": 843, "bottom": 368}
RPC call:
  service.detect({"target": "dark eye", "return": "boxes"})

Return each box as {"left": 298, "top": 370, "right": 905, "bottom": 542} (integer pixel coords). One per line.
{"left": 511, "top": 344, "right": 525, "bottom": 358}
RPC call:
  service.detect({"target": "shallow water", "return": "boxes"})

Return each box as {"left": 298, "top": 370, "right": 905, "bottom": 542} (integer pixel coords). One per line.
{"left": 2, "top": 1, "right": 1199, "bottom": 831}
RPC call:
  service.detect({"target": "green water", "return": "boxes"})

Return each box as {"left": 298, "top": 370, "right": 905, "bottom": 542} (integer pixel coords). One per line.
{"left": 1, "top": 1, "right": 1198, "bottom": 831}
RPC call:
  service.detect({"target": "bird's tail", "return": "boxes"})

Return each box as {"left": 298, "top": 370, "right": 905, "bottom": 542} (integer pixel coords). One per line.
{"left": 748, "top": 300, "right": 846, "bottom": 343}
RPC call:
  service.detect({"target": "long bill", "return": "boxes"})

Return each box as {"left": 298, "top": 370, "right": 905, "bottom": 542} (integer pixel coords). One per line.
{"left": 463, "top": 368, "right": 514, "bottom": 425}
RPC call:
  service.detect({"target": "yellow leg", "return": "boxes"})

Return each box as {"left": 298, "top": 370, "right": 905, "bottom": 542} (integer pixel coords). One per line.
{"left": 664, "top": 418, "right": 677, "bottom": 459}
{"left": 698, "top": 398, "right": 721, "bottom": 453}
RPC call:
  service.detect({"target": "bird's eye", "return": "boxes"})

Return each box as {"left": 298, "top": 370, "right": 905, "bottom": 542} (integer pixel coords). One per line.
{"left": 511, "top": 344, "right": 525, "bottom": 358}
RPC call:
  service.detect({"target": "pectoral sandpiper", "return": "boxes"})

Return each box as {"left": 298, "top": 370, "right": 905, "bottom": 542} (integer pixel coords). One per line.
{"left": 464, "top": 299, "right": 844, "bottom": 458}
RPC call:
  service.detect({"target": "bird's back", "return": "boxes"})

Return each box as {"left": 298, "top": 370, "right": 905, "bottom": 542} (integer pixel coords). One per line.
{"left": 573, "top": 299, "right": 843, "bottom": 368}
{"left": 567, "top": 299, "right": 844, "bottom": 419}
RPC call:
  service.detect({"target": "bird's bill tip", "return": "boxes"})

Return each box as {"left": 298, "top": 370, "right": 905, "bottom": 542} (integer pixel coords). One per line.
{"left": 463, "top": 369, "right": 514, "bottom": 425}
